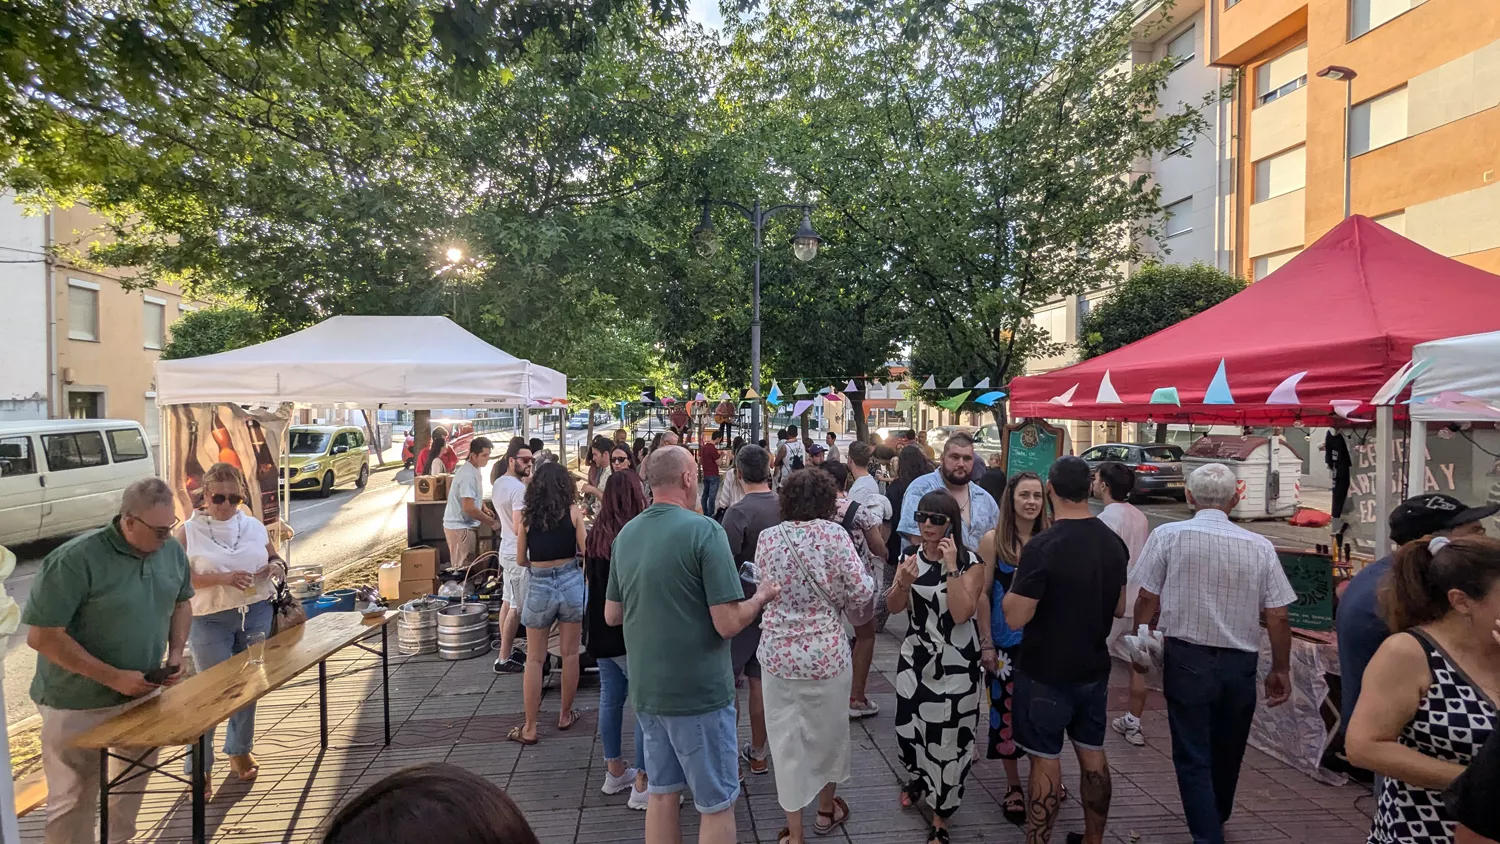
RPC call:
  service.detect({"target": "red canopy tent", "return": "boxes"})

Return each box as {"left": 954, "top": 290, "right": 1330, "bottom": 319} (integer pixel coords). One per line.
{"left": 1009, "top": 215, "right": 1500, "bottom": 425}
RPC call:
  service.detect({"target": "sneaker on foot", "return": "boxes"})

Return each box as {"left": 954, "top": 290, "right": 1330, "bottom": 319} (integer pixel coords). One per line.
{"left": 1111, "top": 715, "right": 1145, "bottom": 747}
{"left": 602, "top": 767, "right": 638, "bottom": 795}
{"left": 493, "top": 655, "right": 525, "bottom": 674}
{"left": 740, "top": 742, "right": 769, "bottom": 775}
{"left": 848, "top": 699, "right": 880, "bottom": 719}
{"left": 627, "top": 787, "right": 680, "bottom": 811}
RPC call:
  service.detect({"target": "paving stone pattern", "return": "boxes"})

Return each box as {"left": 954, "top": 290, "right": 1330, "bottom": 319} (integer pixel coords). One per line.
{"left": 19, "top": 630, "right": 1378, "bottom": 843}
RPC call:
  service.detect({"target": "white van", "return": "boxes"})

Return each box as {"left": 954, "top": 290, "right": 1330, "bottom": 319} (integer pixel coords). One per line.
{"left": 0, "top": 419, "right": 156, "bottom": 547}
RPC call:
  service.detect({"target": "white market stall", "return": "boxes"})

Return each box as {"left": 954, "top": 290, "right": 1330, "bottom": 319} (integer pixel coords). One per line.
{"left": 1404, "top": 330, "right": 1500, "bottom": 498}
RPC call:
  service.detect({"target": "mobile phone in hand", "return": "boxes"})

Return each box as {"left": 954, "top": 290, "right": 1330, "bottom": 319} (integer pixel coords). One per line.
{"left": 143, "top": 664, "right": 178, "bottom": 685}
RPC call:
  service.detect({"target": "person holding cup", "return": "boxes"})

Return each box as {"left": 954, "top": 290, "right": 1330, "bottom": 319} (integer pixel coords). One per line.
{"left": 177, "top": 462, "right": 285, "bottom": 785}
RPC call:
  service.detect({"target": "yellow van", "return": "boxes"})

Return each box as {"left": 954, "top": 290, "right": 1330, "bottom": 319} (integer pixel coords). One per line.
{"left": 283, "top": 425, "right": 370, "bottom": 497}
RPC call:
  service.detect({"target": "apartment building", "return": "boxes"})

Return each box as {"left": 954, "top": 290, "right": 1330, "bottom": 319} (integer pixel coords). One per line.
{"left": 1222, "top": 0, "right": 1500, "bottom": 277}
{"left": 0, "top": 193, "right": 201, "bottom": 453}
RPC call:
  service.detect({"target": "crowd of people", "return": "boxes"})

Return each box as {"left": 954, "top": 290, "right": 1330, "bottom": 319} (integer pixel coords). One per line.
{"left": 14, "top": 421, "right": 1500, "bottom": 844}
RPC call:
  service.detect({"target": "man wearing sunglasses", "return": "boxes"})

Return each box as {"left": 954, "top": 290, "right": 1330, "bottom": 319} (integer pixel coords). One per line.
{"left": 493, "top": 441, "right": 534, "bottom": 673}
{"left": 24, "top": 477, "right": 194, "bottom": 844}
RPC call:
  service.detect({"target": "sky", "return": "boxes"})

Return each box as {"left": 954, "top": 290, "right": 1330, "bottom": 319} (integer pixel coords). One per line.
{"left": 687, "top": 0, "right": 724, "bottom": 29}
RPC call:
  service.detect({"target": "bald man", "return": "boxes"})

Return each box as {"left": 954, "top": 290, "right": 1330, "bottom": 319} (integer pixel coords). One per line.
{"left": 605, "top": 446, "right": 778, "bottom": 844}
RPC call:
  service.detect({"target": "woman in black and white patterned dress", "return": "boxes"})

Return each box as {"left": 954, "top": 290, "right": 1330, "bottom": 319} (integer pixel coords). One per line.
{"left": 1347, "top": 534, "right": 1500, "bottom": 844}
{"left": 886, "top": 489, "right": 987, "bottom": 844}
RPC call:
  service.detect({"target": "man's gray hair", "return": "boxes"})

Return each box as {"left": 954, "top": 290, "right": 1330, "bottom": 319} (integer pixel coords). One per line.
{"left": 643, "top": 445, "right": 693, "bottom": 492}
{"left": 1186, "top": 463, "right": 1237, "bottom": 510}
{"left": 120, "top": 477, "right": 174, "bottom": 517}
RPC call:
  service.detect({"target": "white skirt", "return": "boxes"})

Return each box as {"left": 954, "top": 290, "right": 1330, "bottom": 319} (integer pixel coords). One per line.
{"left": 763, "top": 665, "right": 853, "bottom": 812}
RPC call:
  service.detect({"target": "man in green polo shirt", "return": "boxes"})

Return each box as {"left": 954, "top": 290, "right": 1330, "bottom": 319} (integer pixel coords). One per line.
{"left": 24, "top": 477, "right": 194, "bottom": 844}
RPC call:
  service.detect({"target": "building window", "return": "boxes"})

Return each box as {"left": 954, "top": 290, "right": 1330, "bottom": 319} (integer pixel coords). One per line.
{"left": 1033, "top": 306, "right": 1068, "bottom": 345}
{"left": 1350, "top": 86, "right": 1409, "bottom": 155}
{"left": 1163, "top": 197, "right": 1193, "bottom": 237}
{"left": 1255, "top": 43, "right": 1308, "bottom": 107}
{"left": 67, "top": 391, "right": 103, "bottom": 419}
{"left": 1258, "top": 75, "right": 1307, "bottom": 106}
{"left": 1254, "top": 145, "right": 1306, "bottom": 203}
{"left": 1374, "top": 210, "right": 1406, "bottom": 235}
{"left": 143, "top": 297, "right": 166, "bottom": 350}
{"left": 1253, "top": 249, "right": 1302, "bottom": 280}
{"left": 67, "top": 280, "right": 100, "bottom": 342}
{"left": 1167, "top": 26, "right": 1195, "bottom": 70}
{"left": 1350, "top": 0, "right": 1421, "bottom": 39}
{"left": 1167, "top": 136, "right": 1196, "bottom": 158}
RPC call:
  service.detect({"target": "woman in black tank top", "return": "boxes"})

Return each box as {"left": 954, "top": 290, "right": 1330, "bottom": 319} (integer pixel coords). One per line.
{"left": 510, "top": 462, "right": 589, "bottom": 746}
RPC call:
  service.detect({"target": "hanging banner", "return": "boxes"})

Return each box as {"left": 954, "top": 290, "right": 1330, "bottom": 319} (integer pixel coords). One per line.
{"left": 165, "top": 404, "right": 291, "bottom": 528}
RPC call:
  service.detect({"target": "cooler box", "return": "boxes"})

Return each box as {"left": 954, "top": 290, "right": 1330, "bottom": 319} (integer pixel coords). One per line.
{"left": 1183, "top": 434, "right": 1302, "bottom": 520}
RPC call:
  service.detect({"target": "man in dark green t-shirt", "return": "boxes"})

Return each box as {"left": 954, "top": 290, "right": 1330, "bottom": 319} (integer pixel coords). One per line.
{"left": 23, "top": 478, "right": 194, "bottom": 844}
{"left": 606, "top": 446, "right": 778, "bottom": 844}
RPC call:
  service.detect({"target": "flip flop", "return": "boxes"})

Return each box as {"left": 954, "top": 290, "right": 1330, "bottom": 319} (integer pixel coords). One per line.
{"left": 778, "top": 828, "right": 794, "bottom": 844}
{"left": 1002, "top": 784, "right": 1025, "bottom": 825}
{"left": 926, "top": 825, "right": 950, "bottom": 844}
{"left": 506, "top": 726, "right": 538, "bottom": 746}
{"left": 558, "top": 709, "right": 581, "bottom": 731}
{"left": 228, "top": 753, "right": 259, "bottom": 783}
{"left": 899, "top": 780, "right": 927, "bottom": 810}
{"left": 814, "top": 797, "right": 850, "bottom": 835}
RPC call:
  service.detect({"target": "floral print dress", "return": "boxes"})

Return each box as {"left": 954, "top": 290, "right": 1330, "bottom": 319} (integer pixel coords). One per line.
{"left": 755, "top": 520, "right": 875, "bottom": 680}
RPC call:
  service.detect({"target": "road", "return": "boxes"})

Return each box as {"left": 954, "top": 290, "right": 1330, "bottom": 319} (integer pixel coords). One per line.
{"left": 2, "top": 466, "right": 413, "bottom": 727}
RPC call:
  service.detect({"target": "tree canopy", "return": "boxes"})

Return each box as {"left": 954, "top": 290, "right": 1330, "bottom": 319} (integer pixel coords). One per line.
{"left": 1078, "top": 262, "right": 1246, "bottom": 360}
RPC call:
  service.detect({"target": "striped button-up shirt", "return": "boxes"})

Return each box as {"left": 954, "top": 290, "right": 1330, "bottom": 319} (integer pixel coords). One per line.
{"left": 896, "top": 470, "right": 999, "bottom": 554}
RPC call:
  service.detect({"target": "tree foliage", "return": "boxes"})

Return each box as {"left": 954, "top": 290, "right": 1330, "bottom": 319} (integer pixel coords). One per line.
{"left": 159, "top": 305, "right": 268, "bottom": 360}
{"left": 1078, "top": 262, "right": 1246, "bottom": 359}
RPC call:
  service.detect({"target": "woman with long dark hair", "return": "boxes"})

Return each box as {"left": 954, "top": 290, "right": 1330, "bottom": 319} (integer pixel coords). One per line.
{"left": 976, "top": 472, "right": 1050, "bottom": 823}
{"left": 584, "top": 470, "right": 651, "bottom": 808}
{"left": 508, "top": 462, "right": 588, "bottom": 746}
{"left": 1347, "top": 534, "right": 1499, "bottom": 844}
{"left": 886, "top": 488, "right": 986, "bottom": 844}
{"left": 323, "top": 763, "right": 540, "bottom": 844}
{"left": 417, "top": 428, "right": 457, "bottom": 475}
{"left": 875, "top": 446, "right": 936, "bottom": 632}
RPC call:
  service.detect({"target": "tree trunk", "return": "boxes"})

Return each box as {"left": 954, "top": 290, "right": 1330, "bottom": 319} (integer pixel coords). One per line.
{"left": 413, "top": 410, "right": 431, "bottom": 471}
{"left": 850, "top": 395, "right": 869, "bottom": 443}
{"left": 1155, "top": 422, "right": 1169, "bottom": 444}
{"left": 799, "top": 409, "right": 810, "bottom": 446}
{"left": 586, "top": 403, "right": 597, "bottom": 450}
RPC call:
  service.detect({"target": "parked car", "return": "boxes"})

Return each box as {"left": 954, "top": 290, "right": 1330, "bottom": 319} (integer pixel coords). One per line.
{"left": 282, "top": 425, "right": 370, "bottom": 497}
{"left": 1079, "top": 442, "right": 1186, "bottom": 500}
{"left": 925, "top": 425, "right": 975, "bottom": 449}
{"left": 973, "top": 423, "right": 1004, "bottom": 465}
{"left": 0, "top": 419, "right": 155, "bottom": 547}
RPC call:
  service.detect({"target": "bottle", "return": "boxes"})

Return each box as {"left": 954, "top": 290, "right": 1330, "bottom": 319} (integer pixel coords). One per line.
{"left": 212, "top": 416, "right": 242, "bottom": 470}
{"left": 245, "top": 420, "right": 280, "bottom": 525}
{"left": 183, "top": 419, "right": 206, "bottom": 510}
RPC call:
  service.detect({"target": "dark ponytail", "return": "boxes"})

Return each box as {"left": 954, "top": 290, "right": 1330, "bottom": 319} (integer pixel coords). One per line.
{"left": 1380, "top": 534, "right": 1500, "bottom": 632}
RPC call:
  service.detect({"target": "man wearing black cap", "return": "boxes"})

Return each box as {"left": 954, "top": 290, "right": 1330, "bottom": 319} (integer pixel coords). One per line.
{"left": 1336, "top": 493, "right": 1497, "bottom": 758}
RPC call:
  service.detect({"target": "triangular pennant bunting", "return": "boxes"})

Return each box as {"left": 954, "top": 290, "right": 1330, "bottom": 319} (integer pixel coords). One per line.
{"left": 1149, "top": 387, "right": 1181, "bottom": 406}
{"left": 1095, "top": 371, "right": 1122, "bottom": 404}
{"left": 1204, "top": 359, "right": 1235, "bottom": 405}
{"left": 946, "top": 376, "right": 965, "bottom": 390}
{"left": 921, "top": 375, "right": 937, "bottom": 390}
{"left": 1266, "top": 372, "right": 1307, "bottom": 405}
{"left": 844, "top": 379, "right": 860, "bottom": 393}
{"left": 766, "top": 383, "right": 783, "bottom": 407}
{"left": 974, "top": 377, "right": 991, "bottom": 389}
{"left": 974, "top": 391, "right": 1006, "bottom": 406}
{"left": 936, "top": 390, "right": 972, "bottom": 411}
{"left": 1049, "top": 384, "right": 1079, "bottom": 406}
{"left": 791, "top": 399, "right": 815, "bottom": 417}
{"left": 793, "top": 380, "right": 809, "bottom": 396}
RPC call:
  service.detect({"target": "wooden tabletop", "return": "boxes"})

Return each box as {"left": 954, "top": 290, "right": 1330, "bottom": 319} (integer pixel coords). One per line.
{"left": 73, "top": 611, "right": 398, "bottom": 750}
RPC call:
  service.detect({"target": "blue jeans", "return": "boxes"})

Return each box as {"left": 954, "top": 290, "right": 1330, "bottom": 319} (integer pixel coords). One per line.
{"left": 186, "top": 600, "right": 274, "bottom": 772}
{"left": 701, "top": 476, "right": 721, "bottom": 517}
{"left": 1163, "top": 638, "right": 1259, "bottom": 844}
{"left": 638, "top": 703, "right": 741, "bottom": 814}
{"left": 599, "top": 656, "right": 644, "bottom": 768}
{"left": 521, "top": 561, "right": 585, "bottom": 628}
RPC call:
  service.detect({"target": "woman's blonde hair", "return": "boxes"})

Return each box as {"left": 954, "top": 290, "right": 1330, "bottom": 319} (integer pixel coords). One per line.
{"left": 202, "top": 462, "right": 246, "bottom": 488}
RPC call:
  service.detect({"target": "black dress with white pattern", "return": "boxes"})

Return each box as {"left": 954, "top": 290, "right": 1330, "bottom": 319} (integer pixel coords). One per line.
{"left": 1368, "top": 629, "right": 1495, "bottom": 844}
{"left": 893, "top": 549, "right": 981, "bottom": 818}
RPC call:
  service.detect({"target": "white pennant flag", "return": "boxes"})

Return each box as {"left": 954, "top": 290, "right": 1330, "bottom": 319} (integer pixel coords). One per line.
{"left": 974, "top": 377, "right": 990, "bottom": 389}
{"left": 947, "top": 376, "right": 965, "bottom": 390}
{"left": 921, "top": 375, "right": 937, "bottom": 390}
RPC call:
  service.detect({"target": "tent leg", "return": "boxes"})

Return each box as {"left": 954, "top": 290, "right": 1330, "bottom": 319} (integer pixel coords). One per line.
{"left": 1375, "top": 406, "right": 1394, "bottom": 553}
{"left": 1406, "top": 420, "right": 1427, "bottom": 499}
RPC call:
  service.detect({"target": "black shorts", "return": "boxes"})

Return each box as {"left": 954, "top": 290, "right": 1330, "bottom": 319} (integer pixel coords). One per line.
{"left": 730, "top": 625, "right": 761, "bottom": 680}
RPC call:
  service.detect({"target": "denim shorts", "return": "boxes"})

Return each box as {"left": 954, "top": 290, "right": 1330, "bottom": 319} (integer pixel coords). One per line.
{"left": 520, "top": 561, "right": 585, "bottom": 628}
{"left": 1012, "top": 669, "right": 1110, "bottom": 759}
{"left": 638, "top": 703, "right": 741, "bottom": 814}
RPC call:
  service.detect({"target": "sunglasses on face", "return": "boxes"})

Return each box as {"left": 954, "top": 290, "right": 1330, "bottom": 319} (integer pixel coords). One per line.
{"left": 131, "top": 515, "right": 180, "bottom": 539}
{"left": 513, "top": 456, "right": 533, "bottom": 464}
{"left": 914, "top": 511, "right": 950, "bottom": 527}
{"left": 210, "top": 493, "right": 244, "bottom": 506}
{"left": 611, "top": 456, "right": 630, "bottom": 465}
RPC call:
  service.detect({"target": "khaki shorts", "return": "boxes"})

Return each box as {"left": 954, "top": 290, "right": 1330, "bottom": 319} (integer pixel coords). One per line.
{"left": 444, "top": 527, "right": 478, "bottom": 571}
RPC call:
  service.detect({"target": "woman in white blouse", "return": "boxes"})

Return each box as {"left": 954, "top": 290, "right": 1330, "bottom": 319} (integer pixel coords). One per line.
{"left": 176, "top": 462, "right": 285, "bottom": 784}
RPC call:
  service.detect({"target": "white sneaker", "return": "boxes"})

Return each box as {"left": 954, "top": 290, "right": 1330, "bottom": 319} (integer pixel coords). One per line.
{"left": 1112, "top": 715, "right": 1146, "bottom": 747}
{"left": 848, "top": 699, "right": 880, "bottom": 719}
{"left": 627, "top": 787, "right": 681, "bottom": 811}
{"left": 603, "top": 767, "right": 638, "bottom": 795}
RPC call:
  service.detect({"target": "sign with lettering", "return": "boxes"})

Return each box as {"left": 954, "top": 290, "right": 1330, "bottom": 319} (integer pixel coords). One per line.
{"left": 1345, "top": 429, "right": 1477, "bottom": 553}
{"left": 1276, "top": 550, "right": 1335, "bottom": 631}
{"left": 1002, "top": 419, "right": 1063, "bottom": 481}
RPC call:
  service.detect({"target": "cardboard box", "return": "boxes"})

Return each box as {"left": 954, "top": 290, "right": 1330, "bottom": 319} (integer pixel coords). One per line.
{"left": 414, "top": 475, "right": 448, "bottom": 502}
{"left": 401, "top": 546, "right": 439, "bottom": 581}
{"left": 377, "top": 562, "right": 404, "bottom": 600}
{"left": 395, "top": 578, "right": 436, "bottom": 603}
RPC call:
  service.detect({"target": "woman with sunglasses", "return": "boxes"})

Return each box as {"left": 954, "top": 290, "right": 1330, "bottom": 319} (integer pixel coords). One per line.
{"left": 887, "top": 489, "right": 986, "bottom": 844}
{"left": 580, "top": 436, "right": 616, "bottom": 519}
{"left": 176, "top": 462, "right": 284, "bottom": 785}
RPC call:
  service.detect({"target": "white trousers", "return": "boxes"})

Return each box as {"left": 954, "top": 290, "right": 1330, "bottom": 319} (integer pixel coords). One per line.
{"left": 39, "top": 700, "right": 159, "bottom": 844}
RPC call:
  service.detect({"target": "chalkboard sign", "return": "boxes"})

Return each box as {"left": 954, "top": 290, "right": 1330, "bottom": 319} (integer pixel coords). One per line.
{"left": 1276, "top": 550, "right": 1335, "bottom": 631}
{"left": 1001, "top": 419, "right": 1063, "bottom": 482}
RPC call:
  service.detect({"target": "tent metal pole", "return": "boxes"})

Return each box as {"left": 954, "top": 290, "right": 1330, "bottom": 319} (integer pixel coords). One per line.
{"left": 1406, "top": 420, "right": 1427, "bottom": 499}
{"left": 1375, "top": 405, "right": 1394, "bottom": 553}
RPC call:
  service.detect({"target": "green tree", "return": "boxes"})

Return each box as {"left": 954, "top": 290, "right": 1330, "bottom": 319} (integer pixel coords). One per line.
{"left": 1078, "top": 262, "right": 1246, "bottom": 360}
{"left": 159, "top": 305, "right": 267, "bottom": 360}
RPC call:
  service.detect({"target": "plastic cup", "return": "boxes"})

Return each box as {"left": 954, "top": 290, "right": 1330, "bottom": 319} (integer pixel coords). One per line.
{"left": 246, "top": 632, "right": 267, "bottom": 666}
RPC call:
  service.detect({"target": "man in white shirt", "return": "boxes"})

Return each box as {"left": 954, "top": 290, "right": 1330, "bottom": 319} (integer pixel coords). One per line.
{"left": 1132, "top": 463, "right": 1295, "bottom": 844}
{"left": 824, "top": 431, "right": 841, "bottom": 464}
{"left": 1093, "top": 462, "right": 1153, "bottom": 747}
{"left": 490, "top": 441, "right": 533, "bottom": 673}
{"left": 442, "top": 435, "right": 500, "bottom": 573}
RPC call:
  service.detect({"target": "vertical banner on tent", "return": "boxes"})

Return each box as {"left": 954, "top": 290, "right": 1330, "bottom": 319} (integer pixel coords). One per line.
{"left": 165, "top": 404, "right": 290, "bottom": 528}
{"left": 1345, "top": 428, "right": 1500, "bottom": 553}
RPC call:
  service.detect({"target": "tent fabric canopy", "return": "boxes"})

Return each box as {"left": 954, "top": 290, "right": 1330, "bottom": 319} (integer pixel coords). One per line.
{"left": 1409, "top": 330, "right": 1500, "bottom": 422}
{"left": 155, "top": 316, "right": 567, "bottom": 408}
{"left": 1009, "top": 216, "right": 1500, "bottom": 425}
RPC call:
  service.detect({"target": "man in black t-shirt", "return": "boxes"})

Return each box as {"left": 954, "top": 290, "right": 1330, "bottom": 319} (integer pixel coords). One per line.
{"left": 1003, "top": 456, "right": 1128, "bottom": 844}
{"left": 719, "top": 445, "right": 779, "bottom": 777}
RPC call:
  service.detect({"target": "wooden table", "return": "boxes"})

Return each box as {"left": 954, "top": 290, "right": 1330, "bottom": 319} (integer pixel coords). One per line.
{"left": 73, "top": 611, "right": 399, "bottom": 844}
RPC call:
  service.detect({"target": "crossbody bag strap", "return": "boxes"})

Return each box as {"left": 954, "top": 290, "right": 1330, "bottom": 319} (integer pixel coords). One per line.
{"left": 778, "top": 525, "right": 840, "bottom": 610}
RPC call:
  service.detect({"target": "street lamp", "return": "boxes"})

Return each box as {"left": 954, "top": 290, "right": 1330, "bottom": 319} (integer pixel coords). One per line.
{"left": 1316, "top": 65, "right": 1358, "bottom": 219}
{"left": 693, "top": 196, "right": 823, "bottom": 443}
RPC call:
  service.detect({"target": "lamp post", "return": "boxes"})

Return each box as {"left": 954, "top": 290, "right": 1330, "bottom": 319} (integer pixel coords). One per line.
{"left": 693, "top": 197, "right": 823, "bottom": 443}
{"left": 1316, "top": 65, "right": 1358, "bottom": 219}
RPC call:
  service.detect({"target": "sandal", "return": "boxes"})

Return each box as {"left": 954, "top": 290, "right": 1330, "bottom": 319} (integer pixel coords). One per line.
{"left": 506, "top": 726, "right": 538, "bottom": 746}
{"left": 899, "top": 780, "right": 928, "bottom": 810}
{"left": 228, "top": 753, "right": 259, "bottom": 783}
{"left": 926, "top": 825, "right": 950, "bottom": 844}
{"left": 558, "top": 709, "right": 581, "bottom": 731}
{"left": 814, "top": 797, "right": 850, "bottom": 835}
{"left": 1002, "top": 785, "right": 1025, "bottom": 825}
{"left": 778, "top": 828, "right": 794, "bottom": 844}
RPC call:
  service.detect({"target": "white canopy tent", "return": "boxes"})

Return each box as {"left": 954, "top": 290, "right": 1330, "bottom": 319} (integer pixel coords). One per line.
{"left": 1399, "top": 330, "right": 1500, "bottom": 502}
{"left": 155, "top": 315, "right": 566, "bottom": 408}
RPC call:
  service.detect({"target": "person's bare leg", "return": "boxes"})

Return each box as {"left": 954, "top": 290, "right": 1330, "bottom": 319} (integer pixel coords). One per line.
{"left": 1003, "top": 757, "right": 1022, "bottom": 789}
{"left": 520, "top": 626, "right": 546, "bottom": 741}
{"left": 1128, "top": 668, "right": 1148, "bottom": 720}
{"left": 1076, "top": 747, "right": 1110, "bottom": 844}
{"left": 646, "top": 792, "right": 683, "bottom": 844}
{"left": 850, "top": 621, "right": 876, "bottom": 708}
{"left": 499, "top": 602, "right": 521, "bottom": 661}
{"left": 1025, "top": 754, "right": 1063, "bottom": 844}
{"left": 748, "top": 677, "right": 768, "bottom": 752}
{"left": 783, "top": 808, "right": 804, "bottom": 844}
{"left": 558, "top": 622, "right": 582, "bottom": 727}
{"left": 699, "top": 805, "right": 738, "bottom": 844}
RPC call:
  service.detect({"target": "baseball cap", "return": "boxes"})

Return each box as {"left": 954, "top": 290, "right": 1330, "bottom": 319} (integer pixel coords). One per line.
{"left": 808, "top": 444, "right": 827, "bottom": 456}
{"left": 1388, "top": 493, "right": 1500, "bottom": 544}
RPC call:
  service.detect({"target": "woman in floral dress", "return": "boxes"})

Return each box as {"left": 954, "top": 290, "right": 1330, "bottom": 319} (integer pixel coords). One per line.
{"left": 887, "top": 489, "right": 987, "bottom": 844}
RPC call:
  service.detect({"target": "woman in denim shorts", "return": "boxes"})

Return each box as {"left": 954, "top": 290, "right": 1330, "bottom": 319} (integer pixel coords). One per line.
{"left": 508, "top": 462, "right": 588, "bottom": 745}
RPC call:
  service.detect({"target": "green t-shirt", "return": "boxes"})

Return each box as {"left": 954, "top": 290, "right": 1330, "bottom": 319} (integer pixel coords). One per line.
{"left": 607, "top": 503, "right": 745, "bottom": 716}
{"left": 23, "top": 519, "right": 194, "bottom": 710}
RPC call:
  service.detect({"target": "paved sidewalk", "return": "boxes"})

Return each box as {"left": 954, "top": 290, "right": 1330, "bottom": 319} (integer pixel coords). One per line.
{"left": 19, "top": 629, "right": 1377, "bottom": 843}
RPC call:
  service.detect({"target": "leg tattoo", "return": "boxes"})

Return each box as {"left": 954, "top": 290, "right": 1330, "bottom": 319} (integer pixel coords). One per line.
{"left": 1080, "top": 768, "right": 1112, "bottom": 841}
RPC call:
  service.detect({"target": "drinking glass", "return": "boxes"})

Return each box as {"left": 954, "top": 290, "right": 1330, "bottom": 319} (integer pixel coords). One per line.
{"left": 246, "top": 632, "right": 267, "bottom": 666}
